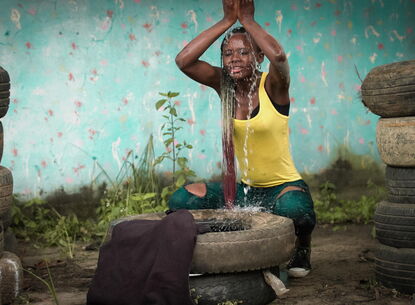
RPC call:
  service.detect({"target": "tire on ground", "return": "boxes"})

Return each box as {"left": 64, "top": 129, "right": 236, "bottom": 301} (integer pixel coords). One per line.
{"left": 189, "top": 270, "right": 276, "bottom": 305}
{"left": 0, "top": 251, "right": 24, "bottom": 304}
{"left": 374, "top": 201, "right": 415, "bottom": 248}
{"left": 385, "top": 166, "right": 415, "bottom": 204}
{"left": 376, "top": 117, "right": 415, "bottom": 167}
{"left": 361, "top": 60, "right": 415, "bottom": 117}
{"left": 108, "top": 209, "right": 296, "bottom": 274}
{"left": 375, "top": 243, "right": 415, "bottom": 294}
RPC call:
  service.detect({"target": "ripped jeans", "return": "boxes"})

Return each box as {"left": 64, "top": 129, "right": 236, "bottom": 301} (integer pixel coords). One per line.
{"left": 168, "top": 179, "right": 316, "bottom": 238}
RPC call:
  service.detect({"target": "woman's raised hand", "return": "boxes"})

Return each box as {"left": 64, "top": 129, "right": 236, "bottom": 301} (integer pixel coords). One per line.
{"left": 222, "top": 0, "right": 239, "bottom": 24}
{"left": 238, "top": 0, "right": 255, "bottom": 24}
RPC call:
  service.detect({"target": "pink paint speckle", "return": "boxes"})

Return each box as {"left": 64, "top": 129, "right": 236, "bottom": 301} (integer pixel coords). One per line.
{"left": 154, "top": 51, "right": 161, "bottom": 56}
{"left": 318, "top": 145, "right": 324, "bottom": 152}
{"left": 265, "top": 22, "right": 270, "bottom": 27}
{"left": 200, "top": 129, "right": 206, "bottom": 136}
{"left": 291, "top": 4, "right": 298, "bottom": 10}
{"left": 91, "top": 69, "right": 98, "bottom": 75}
{"left": 73, "top": 164, "right": 86, "bottom": 174}
{"left": 290, "top": 97, "right": 295, "bottom": 103}
{"left": 378, "top": 43, "right": 384, "bottom": 50}
{"left": 200, "top": 84, "right": 207, "bottom": 91}
{"left": 41, "top": 160, "right": 47, "bottom": 168}
{"left": 300, "top": 128, "right": 309, "bottom": 135}
{"left": 88, "top": 129, "right": 97, "bottom": 140}
{"left": 287, "top": 29, "right": 292, "bottom": 36}
{"left": 181, "top": 22, "right": 188, "bottom": 29}
{"left": 129, "top": 34, "right": 136, "bottom": 41}
{"left": 28, "top": 8, "right": 37, "bottom": 16}
{"left": 143, "top": 23, "right": 152, "bottom": 32}
{"left": 300, "top": 75, "right": 306, "bottom": 83}
{"left": 358, "top": 138, "right": 365, "bottom": 144}
{"left": 407, "top": 27, "right": 413, "bottom": 34}
{"left": 331, "top": 109, "right": 338, "bottom": 115}
{"left": 206, "top": 16, "right": 213, "bottom": 22}
{"left": 335, "top": 10, "right": 341, "bottom": 16}
{"left": 12, "top": 148, "right": 18, "bottom": 157}
{"left": 187, "top": 119, "right": 195, "bottom": 125}
{"left": 354, "top": 84, "right": 361, "bottom": 92}
{"left": 107, "top": 10, "right": 113, "bottom": 18}
{"left": 198, "top": 154, "right": 206, "bottom": 160}
{"left": 134, "top": 0, "right": 141, "bottom": 3}
{"left": 100, "top": 59, "right": 108, "bottom": 66}
{"left": 311, "top": 21, "right": 317, "bottom": 27}
{"left": 337, "top": 55, "right": 343, "bottom": 63}
{"left": 339, "top": 82, "right": 345, "bottom": 89}
{"left": 74, "top": 100, "right": 82, "bottom": 107}
{"left": 69, "top": 73, "right": 74, "bottom": 81}
{"left": 310, "top": 97, "right": 316, "bottom": 105}
{"left": 66, "top": 177, "right": 74, "bottom": 184}
{"left": 331, "top": 29, "right": 337, "bottom": 36}
{"left": 48, "top": 109, "right": 53, "bottom": 116}
{"left": 71, "top": 42, "right": 77, "bottom": 50}
{"left": 141, "top": 60, "right": 150, "bottom": 68}
{"left": 316, "top": 3, "right": 322, "bottom": 8}
{"left": 123, "top": 98, "right": 129, "bottom": 105}
{"left": 57, "top": 132, "right": 63, "bottom": 138}
{"left": 174, "top": 100, "right": 181, "bottom": 106}
{"left": 25, "top": 42, "right": 32, "bottom": 49}
{"left": 296, "top": 45, "right": 303, "bottom": 51}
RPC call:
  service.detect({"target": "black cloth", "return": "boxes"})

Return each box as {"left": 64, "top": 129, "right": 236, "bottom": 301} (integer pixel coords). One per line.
{"left": 87, "top": 209, "right": 198, "bottom": 305}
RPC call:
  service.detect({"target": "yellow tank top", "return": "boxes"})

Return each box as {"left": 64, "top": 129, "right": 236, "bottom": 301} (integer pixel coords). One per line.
{"left": 233, "top": 72, "right": 302, "bottom": 187}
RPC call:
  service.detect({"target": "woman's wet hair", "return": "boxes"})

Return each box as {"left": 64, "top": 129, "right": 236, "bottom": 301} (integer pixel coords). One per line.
{"left": 220, "top": 26, "right": 261, "bottom": 54}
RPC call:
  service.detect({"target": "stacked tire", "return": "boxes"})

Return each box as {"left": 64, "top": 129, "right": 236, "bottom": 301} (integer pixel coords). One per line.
{"left": 0, "top": 66, "right": 23, "bottom": 304}
{"left": 361, "top": 59, "right": 415, "bottom": 294}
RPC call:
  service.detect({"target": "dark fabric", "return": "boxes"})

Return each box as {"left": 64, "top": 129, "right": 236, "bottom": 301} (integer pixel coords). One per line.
{"left": 168, "top": 180, "right": 316, "bottom": 237}
{"left": 87, "top": 210, "right": 198, "bottom": 305}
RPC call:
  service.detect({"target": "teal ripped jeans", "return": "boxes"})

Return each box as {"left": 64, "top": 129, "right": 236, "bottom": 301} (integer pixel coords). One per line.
{"left": 168, "top": 179, "right": 316, "bottom": 237}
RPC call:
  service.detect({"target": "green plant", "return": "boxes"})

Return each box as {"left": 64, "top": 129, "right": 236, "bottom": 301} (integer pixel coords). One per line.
{"left": 155, "top": 91, "right": 196, "bottom": 201}
{"left": 314, "top": 180, "right": 384, "bottom": 224}
{"left": 96, "top": 134, "right": 167, "bottom": 230}
{"left": 24, "top": 262, "right": 60, "bottom": 305}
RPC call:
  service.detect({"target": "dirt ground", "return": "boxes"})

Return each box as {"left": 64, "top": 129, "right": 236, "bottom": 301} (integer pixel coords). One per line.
{"left": 11, "top": 224, "right": 414, "bottom": 305}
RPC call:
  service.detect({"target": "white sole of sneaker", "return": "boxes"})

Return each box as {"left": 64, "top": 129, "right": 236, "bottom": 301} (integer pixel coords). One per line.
{"left": 288, "top": 267, "right": 310, "bottom": 278}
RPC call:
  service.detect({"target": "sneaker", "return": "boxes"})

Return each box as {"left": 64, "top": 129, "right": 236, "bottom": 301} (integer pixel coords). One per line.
{"left": 286, "top": 247, "right": 311, "bottom": 278}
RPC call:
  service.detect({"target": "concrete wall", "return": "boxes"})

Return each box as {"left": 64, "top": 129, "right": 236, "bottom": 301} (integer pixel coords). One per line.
{"left": 0, "top": 0, "right": 414, "bottom": 196}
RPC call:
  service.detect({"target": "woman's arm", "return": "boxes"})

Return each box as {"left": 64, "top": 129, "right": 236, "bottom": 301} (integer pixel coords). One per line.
{"left": 175, "top": 0, "right": 238, "bottom": 93}
{"left": 238, "top": 0, "right": 290, "bottom": 105}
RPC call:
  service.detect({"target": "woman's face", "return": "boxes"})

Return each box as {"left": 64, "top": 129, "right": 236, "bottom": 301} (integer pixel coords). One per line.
{"left": 222, "top": 33, "right": 262, "bottom": 80}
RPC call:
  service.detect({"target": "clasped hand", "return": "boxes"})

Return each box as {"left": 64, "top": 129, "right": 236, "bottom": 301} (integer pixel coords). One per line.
{"left": 222, "top": 0, "right": 255, "bottom": 24}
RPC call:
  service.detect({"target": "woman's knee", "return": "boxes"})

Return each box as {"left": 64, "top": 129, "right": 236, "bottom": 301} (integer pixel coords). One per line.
{"left": 168, "top": 183, "right": 207, "bottom": 210}
{"left": 273, "top": 187, "right": 316, "bottom": 234}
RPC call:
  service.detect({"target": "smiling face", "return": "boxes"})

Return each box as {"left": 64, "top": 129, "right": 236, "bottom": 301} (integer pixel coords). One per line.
{"left": 221, "top": 33, "right": 263, "bottom": 80}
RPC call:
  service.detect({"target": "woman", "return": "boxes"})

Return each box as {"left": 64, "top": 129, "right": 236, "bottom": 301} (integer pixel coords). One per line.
{"left": 169, "top": 0, "right": 316, "bottom": 278}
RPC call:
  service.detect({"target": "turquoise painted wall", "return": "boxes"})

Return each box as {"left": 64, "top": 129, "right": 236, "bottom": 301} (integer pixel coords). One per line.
{"left": 0, "top": 0, "right": 414, "bottom": 196}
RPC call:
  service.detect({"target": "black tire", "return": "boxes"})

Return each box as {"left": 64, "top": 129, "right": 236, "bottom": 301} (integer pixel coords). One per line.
{"left": 0, "top": 97, "right": 9, "bottom": 118}
{"left": 0, "top": 121, "right": 3, "bottom": 163}
{"left": 386, "top": 166, "right": 415, "bottom": 204}
{"left": 375, "top": 243, "right": 415, "bottom": 294}
{"left": 0, "top": 251, "right": 23, "bottom": 304}
{"left": 0, "top": 90, "right": 9, "bottom": 99}
{"left": 0, "top": 83, "right": 10, "bottom": 91}
{"left": 0, "top": 166, "right": 13, "bottom": 219}
{"left": 2, "top": 208, "right": 12, "bottom": 230}
{"left": 4, "top": 228, "right": 17, "bottom": 253}
{"left": 374, "top": 201, "right": 415, "bottom": 248}
{"left": 0, "top": 66, "right": 10, "bottom": 83}
{"left": 108, "top": 210, "right": 295, "bottom": 274}
{"left": 376, "top": 117, "right": 415, "bottom": 167}
{"left": 0, "top": 220, "right": 4, "bottom": 256}
{"left": 189, "top": 270, "right": 276, "bottom": 305}
{"left": 361, "top": 60, "right": 415, "bottom": 118}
